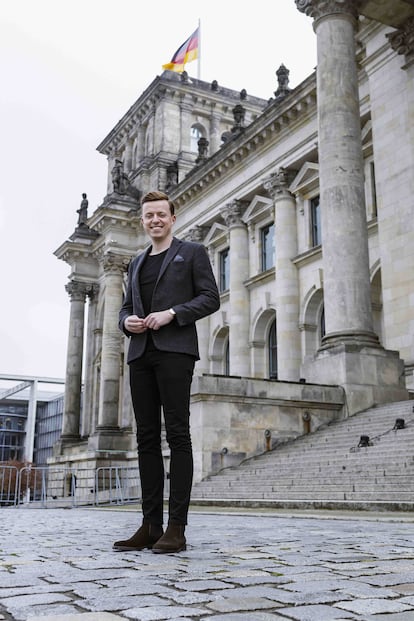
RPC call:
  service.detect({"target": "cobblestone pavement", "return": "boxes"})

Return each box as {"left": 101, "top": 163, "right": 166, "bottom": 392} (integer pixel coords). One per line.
{"left": 1, "top": 506, "right": 414, "bottom": 621}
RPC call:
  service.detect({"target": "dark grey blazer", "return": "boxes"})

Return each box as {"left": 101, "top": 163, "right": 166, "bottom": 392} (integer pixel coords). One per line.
{"left": 119, "top": 237, "right": 220, "bottom": 363}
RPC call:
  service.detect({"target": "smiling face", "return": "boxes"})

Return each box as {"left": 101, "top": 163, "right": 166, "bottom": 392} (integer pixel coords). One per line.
{"left": 141, "top": 199, "right": 176, "bottom": 246}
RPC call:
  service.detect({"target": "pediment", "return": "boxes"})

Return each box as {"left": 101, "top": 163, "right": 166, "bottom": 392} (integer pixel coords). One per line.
{"left": 242, "top": 194, "right": 273, "bottom": 223}
{"left": 289, "top": 162, "right": 319, "bottom": 195}
{"left": 204, "top": 222, "right": 228, "bottom": 246}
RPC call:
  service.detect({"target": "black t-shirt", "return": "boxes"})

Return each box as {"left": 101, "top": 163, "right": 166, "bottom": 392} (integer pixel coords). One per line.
{"left": 139, "top": 249, "right": 168, "bottom": 350}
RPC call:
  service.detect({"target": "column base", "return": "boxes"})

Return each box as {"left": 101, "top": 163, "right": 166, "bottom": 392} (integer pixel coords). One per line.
{"left": 320, "top": 330, "right": 381, "bottom": 350}
{"left": 88, "top": 427, "right": 132, "bottom": 452}
{"left": 53, "top": 436, "right": 85, "bottom": 458}
{"left": 301, "top": 342, "right": 408, "bottom": 415}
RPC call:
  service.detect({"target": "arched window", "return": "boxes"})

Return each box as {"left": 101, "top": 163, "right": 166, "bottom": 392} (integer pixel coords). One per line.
{"left": 268, "top": 320, "right": 278, "bottom": 379}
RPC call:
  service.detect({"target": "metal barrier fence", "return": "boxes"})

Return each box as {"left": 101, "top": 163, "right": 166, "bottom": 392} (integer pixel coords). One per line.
{"left": 0, "top": 465, "right": 142, "bottom": 508}
{"left": 0, "top": 465, "right": 19, "bottom": 506}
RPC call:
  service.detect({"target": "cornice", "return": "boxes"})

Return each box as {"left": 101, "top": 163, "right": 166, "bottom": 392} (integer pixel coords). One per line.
{"left": 54, "top": 239, "right": 100, "bottom": 264}
{"left": 172, "top": 73, "right": 318, "bottom": 209}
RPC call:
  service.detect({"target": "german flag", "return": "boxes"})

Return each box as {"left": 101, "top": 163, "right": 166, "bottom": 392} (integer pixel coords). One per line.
{"left": 162, "top": 28, "right": 199, "bottom": 73}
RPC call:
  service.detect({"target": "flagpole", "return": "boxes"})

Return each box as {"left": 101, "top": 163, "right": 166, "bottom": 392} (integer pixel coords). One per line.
{"left": 197, "top": 18, "right": 201, "bottom": 79}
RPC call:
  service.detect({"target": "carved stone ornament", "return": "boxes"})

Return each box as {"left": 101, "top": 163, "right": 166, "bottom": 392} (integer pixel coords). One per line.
{"left": 295, "top": 0, "right": 359, "bottom": 22}
{"left": 102, "top": 252, "right": 130, "bottom": 274}
{"left": 65, "top": 280, "right": 95, "bottom": 301}
{"left": 185, "top": 225, "right": 207, "bottom": 242}
{"left": 386, "top": 17, "right": 414, "bottom": 57}
{"left": 221, "top": 200, "right": 246, "bottom": 227}
{"left": 263, "top": 168, "right": 292, "bottom": 199}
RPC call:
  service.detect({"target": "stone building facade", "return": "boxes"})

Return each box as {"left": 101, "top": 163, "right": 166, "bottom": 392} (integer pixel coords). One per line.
{"left": 53, "top": 0, "right": 414, "bottom": 483}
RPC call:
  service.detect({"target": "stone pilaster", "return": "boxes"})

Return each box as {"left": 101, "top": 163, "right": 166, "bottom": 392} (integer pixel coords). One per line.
{"left": 296, "top": 0, "right": 407, "bottom": 413}
{"left": 264, "top": 168, "right": 301, "bottom": 381}
{"left": 222, "top": 200, "right": 250, "bottom": 377}
{"left": 123, "top": 138, "right": 134, "bottom": 173}
{"left": 209, "top": 109, "right": 221, "bottom": 154}
{"left": 179, "top": 96, "right": 193, "bottom": 154}
{"left": 136, "top": 124, "right": 145, "bottom": 162}
{"left": 96, "top": 252, "right": 129, "bottom": 433}
{"left": 61, "top": 280, "right": 91, "bottom": 441}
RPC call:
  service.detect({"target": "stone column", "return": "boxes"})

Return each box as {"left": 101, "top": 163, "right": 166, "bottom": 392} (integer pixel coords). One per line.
{"left": 61, "top": 280, "right": 89, "bottom": 441}
{"left": 296, "top": 0, "right": 407, "bottom": 412}
{"left": 80, "top": 284, "right": 99, "bottom": 438}
{"left": 97, "top": 252, "right": 128, "bottom": 431}
{"left": 222, "top": 200, "right": 250, "bottom": 377}
{"left": 297, "top": 0, "right": 378, "bottom": 348}
{"left": 264, "top": 168, "right": 301, "bottom": 381}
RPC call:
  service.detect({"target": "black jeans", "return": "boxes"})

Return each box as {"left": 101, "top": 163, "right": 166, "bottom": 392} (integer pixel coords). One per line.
{"left": 129, "top": 350, "right": 195, "bottom": 526}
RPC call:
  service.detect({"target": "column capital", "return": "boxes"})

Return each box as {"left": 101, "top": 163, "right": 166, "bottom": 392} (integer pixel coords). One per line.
{"left": 65, "top": 280, "right": 94, "bottom": 301}
{"left": 102, "top": 252, "right": 130, "bottom": 274}
{"left": 221, "top": 200, "right": 247, "bottom": 228}
{"left": 87, "top": 283, "right": 100, "bottom": 300}
{"left": 386, "top": 17, "right": 414, "bottom": 59}
{"left": 295, "top": 0, "right": 359, "bottom": 24}
{"left": 263, "top": 168, "right": 295, "bottom": 201}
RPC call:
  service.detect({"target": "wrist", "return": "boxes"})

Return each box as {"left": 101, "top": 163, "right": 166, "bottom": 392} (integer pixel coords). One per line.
{"left": 168, "top": 308, "right": 176, "bottom": 317}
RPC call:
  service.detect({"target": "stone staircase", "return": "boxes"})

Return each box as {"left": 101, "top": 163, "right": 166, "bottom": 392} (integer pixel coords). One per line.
{"left": 191, "top": 400, "right": 414, "bottom": 511}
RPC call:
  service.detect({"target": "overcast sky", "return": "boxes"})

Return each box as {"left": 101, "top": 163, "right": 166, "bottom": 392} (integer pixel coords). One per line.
{"left": 0, "top": 0, "right": 317, "bottom": 380}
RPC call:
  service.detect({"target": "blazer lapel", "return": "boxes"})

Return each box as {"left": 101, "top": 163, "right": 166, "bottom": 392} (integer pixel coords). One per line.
{"left": 157, "top": 238, "right": 181, "bottom": 283}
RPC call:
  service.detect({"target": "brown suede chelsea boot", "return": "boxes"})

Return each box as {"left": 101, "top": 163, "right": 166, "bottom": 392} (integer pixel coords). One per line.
{"left": 152, "top": 524, "right": 186, "bottom": 554}
{"left": 113, "top": 522, "right": 163, "bottom": 551}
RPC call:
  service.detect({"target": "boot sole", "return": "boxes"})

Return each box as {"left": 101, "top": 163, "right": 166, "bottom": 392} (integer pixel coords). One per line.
{"left": 113, "top": 544, "right": 154, "bottom": 551}
{"left": 152, "top": 544, "right": 187, "bottom": 554}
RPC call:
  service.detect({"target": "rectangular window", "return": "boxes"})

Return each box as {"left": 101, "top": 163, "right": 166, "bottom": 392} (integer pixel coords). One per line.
{"left": 311, "top": 195, "right": 322, "bottom": 247}
{"left": 261, "top": 223, "right": 275, "bottom": 271}
{"left": 219, "top": 248, "right": 230, "bottom": 292}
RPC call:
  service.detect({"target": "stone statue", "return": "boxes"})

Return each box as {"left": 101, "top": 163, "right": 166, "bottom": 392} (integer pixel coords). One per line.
{"left": 110, "top": 158, "right": 141, "bottom": 202}
{"left": 274, "top": 64, "right": 291, "bottom": 100}
{"left": 77, "top": 193, "right": 88, "bottom": 226}
{"left": 111, "top": 159, "right": 129, "bottom": 194}
{"left": 195, "top": 137, "right": 209, "bottom": 164}
{"left": 166, "top": 162, "right": 178, "bottom": 192}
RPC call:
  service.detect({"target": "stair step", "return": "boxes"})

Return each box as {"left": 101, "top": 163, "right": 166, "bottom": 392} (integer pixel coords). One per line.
{"left": 192, "top": 400, "right": 414, "bottom": 508}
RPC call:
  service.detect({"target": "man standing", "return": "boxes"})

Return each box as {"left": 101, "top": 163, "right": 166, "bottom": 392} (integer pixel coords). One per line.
{"left": 113, "top": 191, "right": 220, "bottom": 553}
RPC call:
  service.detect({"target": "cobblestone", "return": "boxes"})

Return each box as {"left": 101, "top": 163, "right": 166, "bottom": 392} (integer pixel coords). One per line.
{"left": 0, "top": 506, "right": 413, "bottom": 620}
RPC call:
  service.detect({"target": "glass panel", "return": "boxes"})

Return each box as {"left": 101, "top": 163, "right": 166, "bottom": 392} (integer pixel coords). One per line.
{"left": 268, "top": 319, "right": 278, "bottom": 379}
{"left": 219, "top": 248, "right": 230, "bottom": 292}
{"left": 311, "top": 196, "right": 321, "bottom": 246}
{"left": 261, "top": 224, "right": 275, "bottom": 271}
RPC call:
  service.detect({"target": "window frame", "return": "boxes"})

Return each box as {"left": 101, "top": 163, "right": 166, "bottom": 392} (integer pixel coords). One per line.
{"left": 219, "top": 247, "right": 230, "bottom": 293}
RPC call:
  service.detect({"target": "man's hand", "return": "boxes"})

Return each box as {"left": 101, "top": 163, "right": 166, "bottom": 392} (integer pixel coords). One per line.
{"left": 143, "top": 310, "right": 175, "bottom": 331}
{"left": 124, "top": 315, "right": 148, "bottom": 333}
